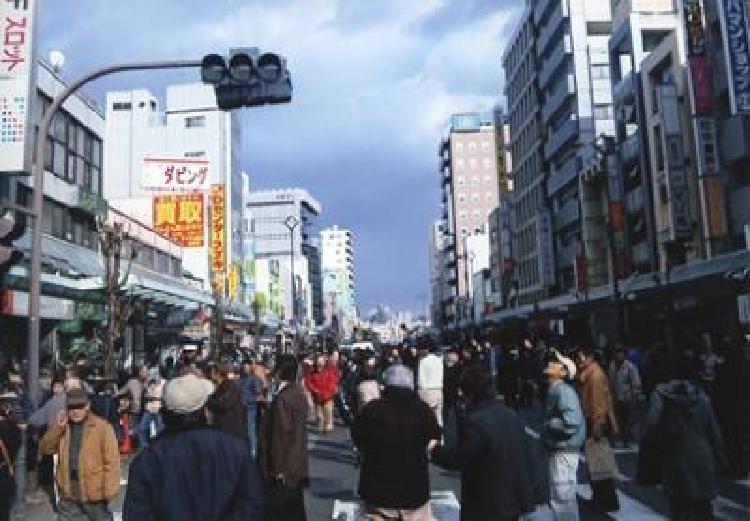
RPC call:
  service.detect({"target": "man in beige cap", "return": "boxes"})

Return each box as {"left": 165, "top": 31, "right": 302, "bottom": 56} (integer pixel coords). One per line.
{"left": 39, "top": 388, "right": 121, "bottom": 520}
{"left": 123, "top": 373, "right": 264, "bottom": 520}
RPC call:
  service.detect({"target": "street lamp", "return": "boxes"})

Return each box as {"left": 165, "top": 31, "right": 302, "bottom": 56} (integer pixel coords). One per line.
{"left": 283, "top": 215, "right": 300, "bottom": 326}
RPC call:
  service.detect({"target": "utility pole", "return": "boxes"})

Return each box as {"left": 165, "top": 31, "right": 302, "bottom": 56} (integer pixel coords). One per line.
{"left": 284, "top": 215, "right": 300, "bottom": 327}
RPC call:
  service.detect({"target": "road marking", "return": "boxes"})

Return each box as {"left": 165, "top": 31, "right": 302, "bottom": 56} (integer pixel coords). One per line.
{"left": 714, "top": 495, "right": 750, "bottom": 519}
{"left": 332, "top": 491, "right": 459, "bottom": 520}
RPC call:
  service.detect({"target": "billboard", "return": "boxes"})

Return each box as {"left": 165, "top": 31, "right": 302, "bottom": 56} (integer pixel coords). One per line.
{"left": 0, "top": 0, "right": 36, "bottom": 173}
{"left": 142, "top": 158, "right": 210, "bottom": 191}
{"left": 665, "top": 135, "right": 692, "bottom": 239}
{"left": 152, "top": 193, "right": 204, "bottom": 247}
{"left": 683, "top": 0, "right": 714, "bottom": 114}
{"left": 210, "top": 184, "right": 226, "bottom": 275}
{"left": 718, "top": 0, "right": 750, "bottom": 114}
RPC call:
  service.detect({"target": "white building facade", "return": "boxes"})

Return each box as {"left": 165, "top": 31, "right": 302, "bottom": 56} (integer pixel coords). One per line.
{"left": 103, "top": 84, "right": 245, "bottom": 300}
{"left": 320, "top": 226, "right": 356, "bottom": 333}
{"left": 244, "top": 189, "right": 322, "bottom": 327}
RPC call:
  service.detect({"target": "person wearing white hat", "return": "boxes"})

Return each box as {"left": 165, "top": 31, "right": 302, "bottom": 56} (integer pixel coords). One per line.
{"left": 542, "top": 349, "right": 585, "bottom": 520}
{"left": 123, "top": 374, "right": 264, "bottom": 520}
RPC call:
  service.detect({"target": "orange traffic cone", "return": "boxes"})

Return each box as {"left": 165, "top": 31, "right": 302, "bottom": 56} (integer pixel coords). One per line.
{"left": 119, "top": 412, "right": 133, "bottom": 454}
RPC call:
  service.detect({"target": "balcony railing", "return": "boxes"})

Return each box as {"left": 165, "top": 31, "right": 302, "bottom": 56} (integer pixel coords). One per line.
{"left": 544, "top": 117, "right": 579, "bottom": 160}
{"left": 542, "top": 75, "right": 575, "bottom": 123}
{"left": 539, "top": 36, "right": 571, "bottom": 89}
{"left": 537, "top": 3, "right": 567, "bottom": 56}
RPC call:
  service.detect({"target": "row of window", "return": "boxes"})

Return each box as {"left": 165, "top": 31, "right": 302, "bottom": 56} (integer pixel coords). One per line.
{"left": 456, "top": 174, "right": 495, "bottom": 186}
{"left": 453, "top": 140, "right": 493, "bottom": 153}
{"left": 458, "top": 208, "right": 494, "bottom": 222}
{"left": 454, "top": 157, "right": 495, "bottom": 171}
{"left": 37, "top": 95, "right": 103, "bottom": 196}
{"left": 456, "top": 192, "right": 496, "bottom": 205}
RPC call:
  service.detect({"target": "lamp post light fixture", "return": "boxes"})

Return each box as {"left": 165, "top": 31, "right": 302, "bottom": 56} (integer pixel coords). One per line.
{"left": 283, "top": 215, "right": 300, "bottom": 327}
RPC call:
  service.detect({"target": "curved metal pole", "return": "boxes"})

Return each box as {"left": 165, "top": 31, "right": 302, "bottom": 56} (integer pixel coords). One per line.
{"left": 28, "top": 59, "right": 200, "bottom": 408}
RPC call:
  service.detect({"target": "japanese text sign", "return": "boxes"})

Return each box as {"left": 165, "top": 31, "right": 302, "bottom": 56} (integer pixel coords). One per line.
{"left": 152, "top": 193, "right": 205, "bottom": 247}
{"left": 718, "top": 0, "right": 750, "bottom": 114}
{"left": 142, "top": 158, "right": 210, "bottom": 191}
{"left": 210, "top": 184, "right": 226, "bottom": 275}
{"left": 0, "top": 0, "right": 35, "bottom": 173}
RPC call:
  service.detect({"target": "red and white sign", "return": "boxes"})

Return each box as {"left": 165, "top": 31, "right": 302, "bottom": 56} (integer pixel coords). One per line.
{"left": 141, "top": 158, "right": 210, "bottom": 191}
{"left": 1, "top": 290, "right": 75, "bottom": 320}
{"left": 0, "top": 0, "right": 36, "bottom": 174}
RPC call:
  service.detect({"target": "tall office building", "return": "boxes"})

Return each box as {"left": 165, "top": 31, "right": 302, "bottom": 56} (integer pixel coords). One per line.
{"left": 438, "top": 113, "right": 502, "bottom": 325}
{"left": 320, "top": 225, "right": 356, "bottom": 332}
{"left": 536, "top": 0, "right": 616, "bottom": 293}
{"left": 103, "top": 84, "right": 245, "bottom": 299}
{"left": 502, "top": 2, "right": 548, "bottom": 305}
{"left": 244, "top": 188, "right": 322, "bottom": 326}
{"left": 428, "top": 220, "right": 445, "bottom": 329}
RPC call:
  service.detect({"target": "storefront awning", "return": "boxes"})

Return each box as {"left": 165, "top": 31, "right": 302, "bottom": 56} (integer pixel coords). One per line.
{"left": 125, "top": 265, "right": 214, "bottom": 309}
{"left": 15, "top": 233, "right": 103, "bottom": 277}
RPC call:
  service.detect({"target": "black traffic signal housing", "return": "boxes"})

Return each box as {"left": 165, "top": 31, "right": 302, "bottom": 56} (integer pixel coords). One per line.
{"left": 0, "top": 212, "right": 25, "bottom": 282}
{"left": 201, "top": 48, "right": 292, "bottom": 110}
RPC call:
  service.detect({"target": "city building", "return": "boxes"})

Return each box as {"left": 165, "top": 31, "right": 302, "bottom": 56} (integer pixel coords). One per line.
{"left": 320, "top": 225, "right": 356, "bottom": 334}
{"left": 502, "top": 1, "right": 548, "bottom": 306}
{"left": 244, "top": 188, "right": 322, "bottom": 327}
{"left": 437, "top": 112, "right": 502, "bottom": 327}
{"left": 537, "top": 0, "right": 616, "bottom": 294}
{"left": 0, "top": 62, "right": 212, "bottom": 363}
{"left": 103, "top": 84, "right": 245, "bottom": 302}
{"left": 608, "top": 0, "right": 682, "bottom": 277}
{"left": 428, "top": 220, "right": 445, "bottom": 329}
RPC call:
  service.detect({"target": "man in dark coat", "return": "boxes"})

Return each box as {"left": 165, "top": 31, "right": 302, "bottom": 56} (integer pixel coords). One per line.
{"left": 123, "top": 373, "right": 265, "bottom": 520}
{"left": 206, "top": 364, "right": 247, "bottom": 441}
{"left": 259, "top": 356, "right": 309, "bottom": 521}
{"left": 640, "top": 355, "right": 726, "bottom": 520}
{"left": 351, "top": 364, "right": 441, "bottom": 520}
{"left": 431, "top": 364, "right": 535, "bottom": 521}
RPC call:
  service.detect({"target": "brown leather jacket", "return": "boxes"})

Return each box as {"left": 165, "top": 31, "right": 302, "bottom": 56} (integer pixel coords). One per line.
{"left": 578, "top": 362, "right": 618, "bottom": 435}
{"left": 39, "top": 412, "right": 121, "bottom": 502}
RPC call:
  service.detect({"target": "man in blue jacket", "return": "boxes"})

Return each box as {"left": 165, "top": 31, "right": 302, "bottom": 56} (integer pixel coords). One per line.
{"left": 542, "top": 349, "right": 585, "bottom": 521}
{"left": 123, "top": 373, "right": 264, "bottom": 521}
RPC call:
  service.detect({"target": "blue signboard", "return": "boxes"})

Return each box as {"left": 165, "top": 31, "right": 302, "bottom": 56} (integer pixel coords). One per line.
{"left": 719, "top": 0, "right": 750, "bottom": 114}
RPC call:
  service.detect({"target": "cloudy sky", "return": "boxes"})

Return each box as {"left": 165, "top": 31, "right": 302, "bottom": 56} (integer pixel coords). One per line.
{"left": 41, "top": 0, "right": 521, "bottom": 314}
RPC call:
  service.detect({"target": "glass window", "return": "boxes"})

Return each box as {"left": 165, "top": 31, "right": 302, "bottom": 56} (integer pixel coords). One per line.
{"left": 91, "top": 166, "right": 101, "bottom": 195}
{"left": 76, "top": 127, "right": 85, "bottom": 155}
{"left": 83, "top": 133, "right": 93, "bottom": 162}
{"left": 41, "top": 199, "right": 53, "bottom": 235}
{"left": 53, "top": 142, "right": 66, "bottom": 178}
{"left": 44, "top": 139, "right": 53, "bottom": 171}
{"left": 91, "top": 140, "right": 101, "bottom": 167}
{"left": 185, "top": 115, "right": 206, "bottom": 128}
{"left": 72, "top": 215, "right": 83, "bottom": 245}
{"left": 51, "top": 203, "right": 64, "bottom": 239}
{"left": 67, "top": 121, "right": 77, "bottom": 150}
{"left": 469, "top": 158, "right": 477, "bottom": 169}
{"left": 67, "top": 154, "right": 77, "bottom": 185}
{"left": 76, "top": 157, "right": 85, "bottom": 187}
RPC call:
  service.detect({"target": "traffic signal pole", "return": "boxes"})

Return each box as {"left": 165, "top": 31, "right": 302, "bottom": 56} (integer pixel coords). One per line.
{"left": 27, "top": 59, "right": 200, "bottom": 409}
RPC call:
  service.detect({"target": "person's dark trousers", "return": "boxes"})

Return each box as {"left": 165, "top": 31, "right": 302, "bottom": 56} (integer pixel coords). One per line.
{"left": 246, "top": 404, "right": 258, "bottom": 458}
{"left": 590, "top": 478, "right": 619, "bottom": 513}
{"left": 443, "top": 405, "right": 458, "bottom": 450}
{"left": 334, "top": 391, "right": 352, "bottom": 426}
{"left": 58, "top": 498, "right": 113, "bottom": 520}
{"left": 266, "top": 482, "right": 306, "bottom": 521}
{"left": 614, "top": 400, "right": 633, "bottom": 446}
{"left": 0, "top": 468, "right": 15, "bottom": 521}
{"left": 668, "top": 495, "right": 713, "bottom": 520}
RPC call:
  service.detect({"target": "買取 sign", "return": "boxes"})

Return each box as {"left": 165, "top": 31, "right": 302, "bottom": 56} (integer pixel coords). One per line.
{"left": 0, "top": 0, "right": 36, "bottom": 174}
{"left": 718, "top": 0, "right": 750, "bottom": 114}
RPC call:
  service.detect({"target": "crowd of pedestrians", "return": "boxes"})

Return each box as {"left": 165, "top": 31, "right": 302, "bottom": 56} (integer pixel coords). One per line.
{"left": 0, "top": 331, "right": 745, "bottom": 520}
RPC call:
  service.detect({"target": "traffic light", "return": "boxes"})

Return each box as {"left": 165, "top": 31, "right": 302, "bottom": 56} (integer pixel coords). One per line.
{"left": 0, "top": 213, "right": 24, "bottom": 277}
{"left": 201, "top": 48, "right": 292, "bottom": 110}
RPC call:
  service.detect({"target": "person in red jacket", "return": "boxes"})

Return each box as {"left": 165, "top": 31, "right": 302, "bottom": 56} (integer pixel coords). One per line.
{"left": 305, "top": 355, "right": 337, "bottom": 432}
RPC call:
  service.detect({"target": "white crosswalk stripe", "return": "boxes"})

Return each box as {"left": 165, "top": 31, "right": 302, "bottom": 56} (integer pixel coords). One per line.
{"left": 332, "top": 491, "right": 460, "bottom": 520}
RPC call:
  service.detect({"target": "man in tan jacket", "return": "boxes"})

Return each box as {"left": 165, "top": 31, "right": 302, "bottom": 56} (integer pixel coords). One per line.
{"left": 576, "top": 348, "right": 620, "bottom": 514}
{"left": 40, "top": 388, "right": 121, "bottom": 520}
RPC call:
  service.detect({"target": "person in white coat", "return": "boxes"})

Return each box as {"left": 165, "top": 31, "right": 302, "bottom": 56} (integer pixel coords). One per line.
{"left": 417, "top": 344, "right": 444, "bottom": 427}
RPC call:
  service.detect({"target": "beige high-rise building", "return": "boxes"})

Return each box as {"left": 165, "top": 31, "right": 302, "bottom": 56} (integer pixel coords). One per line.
{"left": 437, "top": 113, "right": 502, "bottom": 326}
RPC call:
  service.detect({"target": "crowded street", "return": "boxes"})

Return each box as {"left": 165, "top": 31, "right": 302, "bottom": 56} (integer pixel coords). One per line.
{"left": 1, "top": 0, "right": 750, "bottom": 519}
